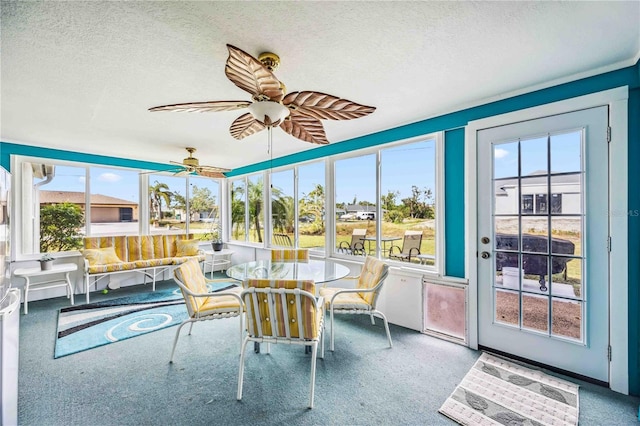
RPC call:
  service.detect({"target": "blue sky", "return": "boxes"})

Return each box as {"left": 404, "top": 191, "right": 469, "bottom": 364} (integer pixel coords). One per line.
{"left": 493, "top": 131, "right": 581, "bottom": 179}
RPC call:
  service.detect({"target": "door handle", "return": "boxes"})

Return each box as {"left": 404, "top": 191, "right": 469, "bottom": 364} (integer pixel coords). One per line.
{"left": 481, "top": 251, "right": 490, "bottom": 259}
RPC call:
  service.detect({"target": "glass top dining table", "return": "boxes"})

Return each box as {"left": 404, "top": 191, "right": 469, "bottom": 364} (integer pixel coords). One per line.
{"left": 226, "top": 259, "right": 350, "bottom": 284}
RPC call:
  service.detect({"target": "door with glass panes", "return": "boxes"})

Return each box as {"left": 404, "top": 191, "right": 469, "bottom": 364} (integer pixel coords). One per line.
{"left": 477, "top": 106, "right": 609, "bottom": 382}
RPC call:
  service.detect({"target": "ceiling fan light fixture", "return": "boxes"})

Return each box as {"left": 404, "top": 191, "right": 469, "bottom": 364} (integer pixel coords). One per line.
{"left": 247, "top": 100, "right": 290, "bottom": 127}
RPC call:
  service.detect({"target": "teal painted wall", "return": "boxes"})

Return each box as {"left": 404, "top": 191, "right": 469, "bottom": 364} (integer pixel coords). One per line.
{"left": 444, "top": 128, "right": 465, "bottom": 278}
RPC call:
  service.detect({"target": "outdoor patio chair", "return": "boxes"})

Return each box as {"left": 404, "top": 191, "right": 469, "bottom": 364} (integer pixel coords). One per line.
{"left": 271, "top": 248, "right": 309, "bottom": 261}
{"left": 170, "top": 258, "right": 243, "bottom": 363}
{"left": 337, "top": 228, "right": 367, "bottom": 255}
{"left": 273, "top": 233, "right": 293, "bottom": 247}
{"left": 319, "top": 256, "right": 392, "bottom": 351}
{"left": 388, "top": 230, "right": 423, "bottom": 262}
{"left": 237, "top": 278, "right": 325, "bottom": 409}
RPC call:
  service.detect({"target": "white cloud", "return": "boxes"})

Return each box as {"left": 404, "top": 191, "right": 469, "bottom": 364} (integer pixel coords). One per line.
{"left": 494, "top": 148, "right": 509, "bottom": 159}
{"left": 99, "top": 172, "right": 122, "bottom": 183}
{"left": 78, "top": 176, "right": 85, "bottom": 184}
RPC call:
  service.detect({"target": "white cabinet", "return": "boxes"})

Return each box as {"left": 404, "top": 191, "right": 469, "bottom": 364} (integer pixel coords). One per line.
{"left": 377, "top": 270, "right": 423, "bottom": 331}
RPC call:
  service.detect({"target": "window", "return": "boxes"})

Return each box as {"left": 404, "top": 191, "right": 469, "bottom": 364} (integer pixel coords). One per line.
{"left": 17, "top": 156, "right": 224, "bottom": 257}
{"left": 148, "top": 175, "right": 186, "bottom": 235}
{"left": 89, "top": 166, "right": 139, "bottom": 236}
{"left": 381, "top": 139, "right": 436, "bottom": 263}
{"left": 271, "top": 169, "right": 294, "bottom": 246}
{"left": 298, "top": 161, "right": 325, "bottom": 252}
{"left": 334, "top": 154, "right": 377, "bottom": 256}
{"left": 189, "top": 176, "right": 221, "bottom": 241}
{"left": 230, "top": 178, "right": 246, "bottom": 242}
{"left": 521, "top": 194, "right": 534, "bottom": 214}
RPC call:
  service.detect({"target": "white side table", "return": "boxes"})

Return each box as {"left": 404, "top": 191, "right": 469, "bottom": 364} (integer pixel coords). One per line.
{"left": 14, "top": 263, "right": 77, "bottom": 314}
{"left": 202, "top": 249, "right": 233, "bottom": 276}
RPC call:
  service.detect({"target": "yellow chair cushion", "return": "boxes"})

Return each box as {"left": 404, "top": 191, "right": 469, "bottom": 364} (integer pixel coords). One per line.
{"left": 319, "top": 287, "right": 370, "bottom": 310}
{"left": 271, "top": 249, "right": 309, "bottom": 261}
{"left": 83, "top": 247, "right": 123, "bottom": 266}
{"left": 356, "top": 256, "right": 387, "bottom": 304}
{"left": 176, "top": 239, "right": 200, "bottom": 257}
{"left": 244, "top": 279, "right": 319, "bottom": 339}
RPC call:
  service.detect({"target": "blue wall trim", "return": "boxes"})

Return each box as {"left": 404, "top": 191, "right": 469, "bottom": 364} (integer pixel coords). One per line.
{"left": 628, "top": 87, "right": 640, "bottom": 395}
{"left": 0, "top": 142, "right": 180, "bottom": 173}
{"left": 444, "top": 128, "right": 465, "bottom": 278}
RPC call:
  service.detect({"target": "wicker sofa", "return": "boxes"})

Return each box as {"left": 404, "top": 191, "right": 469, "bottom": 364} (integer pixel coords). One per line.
{"left": 82, "top": 234, "right": 205, "bottom": 303}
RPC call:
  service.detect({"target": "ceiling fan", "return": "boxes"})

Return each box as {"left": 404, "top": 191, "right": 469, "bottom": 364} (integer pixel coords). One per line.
{"left": 149, "top": 44, "right": 376, "bottom": 145}
{"left": 144, "top": 147, "right": 230, "bottom": 178}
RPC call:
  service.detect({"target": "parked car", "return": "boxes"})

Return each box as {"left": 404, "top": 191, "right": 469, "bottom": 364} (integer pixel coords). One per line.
{"left": 356, "top": 211, "right": 375, "bottom": 220}
{"left": 340, "top": 213, "right": 356, "bottom": 220}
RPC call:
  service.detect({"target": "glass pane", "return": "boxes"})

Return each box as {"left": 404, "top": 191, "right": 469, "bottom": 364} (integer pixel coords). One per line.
{"left": 230, "top": 179, "right": 246, "bottom": 241}
{"left": 551, "top": 217, "right": 581, "bottom": 256}
{"left": 493, "top": 141, "right": 518, "bottom": 179}
{"left": 520, "top": 136, "right": 548, "bottom": 176}
{"left": 523, "top": 253, "right": 549, "bottom": 290}
{"left": 271, "top": 169, "right": 294, "bottom": 247}
{"left": 381, "top": 139, "right": 435, "bottom": 262}
{"left": 552, "top": 298, "right": 582, "bottom": 340}
{"left": 551, "top": 131, "right": 582, "bottom": 174}
{"left": 424, "top": 282, "right": 465, "bottom": 340}
{"left": 549, "top": 173, "right": 581, "bottom": 215}
{"left": 495, "top": 289, "right": 519, "bottom": 326}
{"left": 335, "top": 154, "right": 377, "bottom": 256}
{"left": 89, "top": 167, "right": 139, "bottom": 237}
{"left": 247, "top": 174, "right": 263, "bottom": 243}
{"left": 495, "top": 234, "right": 519, "bottom": 252}
{"left": 496, "top": 252, "right": 519, "bottom": 289}
{"left": 33, "top": 163, "right": 86, "bottom": 254}
{"left": 522, "top": 232, "right": 548, "bottom": 254}
{"left": 522, "top": 293, "right": 548, "bottom": 332}
{"left": 149, "top": 175, "right": 186, "bottom": 235}
{"left": 189, "top": 176, "right": 220, "bottom": 242}
{"left": 298, "top": 161, "right": 325, "bottom": 252}
{"left": 494, "top": 180, "right": 519, "bottom": 214}
{"left": 520, "top": 176, "right": 548, "bottom": 214}
{"left": 552, "top": 257, "right": 582, "bottom": 299}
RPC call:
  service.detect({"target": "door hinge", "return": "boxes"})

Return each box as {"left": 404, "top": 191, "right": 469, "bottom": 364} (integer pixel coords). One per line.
{"left": 607, "top": 236, "right": 612, "bottom": 252}
{"left": 608, "top": 345, "right": 612, "bottom": 361}
{"left": 607, "top": 126, "right": 612, "bottom": 143}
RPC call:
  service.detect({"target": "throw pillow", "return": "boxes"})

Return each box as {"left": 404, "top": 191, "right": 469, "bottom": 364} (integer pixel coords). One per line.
{"left": 176, "top": 239, "right": 200, "bottom": 256}
{"left": 83, "top": 247, "right": 123, "bottom": 266}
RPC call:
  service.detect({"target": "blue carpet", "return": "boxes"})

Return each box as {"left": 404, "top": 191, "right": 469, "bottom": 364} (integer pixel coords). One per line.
{"left": 54, "top": 282, "right": 236, "bottom": 358}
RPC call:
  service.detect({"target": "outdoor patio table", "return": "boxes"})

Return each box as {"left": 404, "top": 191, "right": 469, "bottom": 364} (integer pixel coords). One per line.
{"left": 361, "top": 236, "right": 401, "bottom": 256}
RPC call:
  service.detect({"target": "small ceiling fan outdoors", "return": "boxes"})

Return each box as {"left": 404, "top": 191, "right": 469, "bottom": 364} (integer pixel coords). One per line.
{"left": 149, "top": 44, "right": 376, "bottom": 145}
{"left": 144, "top": 147, "right": 230, "bottom": 178}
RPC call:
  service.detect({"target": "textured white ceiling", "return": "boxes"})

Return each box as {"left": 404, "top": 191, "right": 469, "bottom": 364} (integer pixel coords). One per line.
{"left": 2, "top": 1, "right": 639, "bottom": 171}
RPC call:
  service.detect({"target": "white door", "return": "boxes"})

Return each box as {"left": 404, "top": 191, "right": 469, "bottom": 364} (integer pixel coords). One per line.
{"left": 477, "top": 106, "right": 610, "bottom": 382}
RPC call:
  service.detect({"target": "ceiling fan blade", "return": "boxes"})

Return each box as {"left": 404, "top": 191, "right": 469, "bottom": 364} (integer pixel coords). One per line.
{"left": 174, "top": 169, "right": 192, "bottom": 176}
{"left": 169, "top": 160, "right": 184, "bottom": 166}
{"left": 230, "top": 113, "right": 267, "bottom": 140}
{"left": 196, "top": 169, "right": 227, "bottom": 179}
{"left": 283, "top": 91, "right": 376, "bottom": 120}
{"left": 148, "top": 100, "right": 250, "bottom": 113}
{"left": 280, "top": 115, "right": 329, "bottom": 145}
{"left": 198, "top": 165, "right": 232, "bottom": 173}
{"left": 225, "top": 44, "right": 284, "bottom": 102}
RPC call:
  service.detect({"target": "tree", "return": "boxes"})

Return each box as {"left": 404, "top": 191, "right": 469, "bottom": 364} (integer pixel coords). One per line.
{"left": 190, "top": 186, "right": 217, "bottom": 220}
{"left": 300, "top": 183, "right": 325, "bottom": 234}
{"left": 40, "top": 202, "right": 85, "bottom": 252}
{"left": 231, "top": 183, "right": 245, "bottom": 239}
{"left": 401, "top": 185, "right": 434, "bottom": 219}
{"left": 149, "top": 181, "right": 172, "bottom": 220}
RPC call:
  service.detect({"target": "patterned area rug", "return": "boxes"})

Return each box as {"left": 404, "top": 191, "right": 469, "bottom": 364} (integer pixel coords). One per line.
{"left": 54, "top": 282, "right": 236, "bottom": 359}
{"left": 439, "top": 352, "right": 579, "bottom": 426}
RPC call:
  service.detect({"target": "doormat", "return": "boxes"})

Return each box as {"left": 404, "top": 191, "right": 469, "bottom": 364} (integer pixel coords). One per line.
{"left": 54, "top": 282, "right": 236, "bottom": 358}
{"left": 439, "top": 352, "right": 579, "bottom": 425}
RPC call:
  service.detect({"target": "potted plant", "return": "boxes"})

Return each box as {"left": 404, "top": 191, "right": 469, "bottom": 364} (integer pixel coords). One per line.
{"left": 40, "top": 253, "right": 54, "bottom": 271}
{"left": 210, "top": 220, "right": 224, "bottom": 252}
